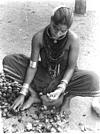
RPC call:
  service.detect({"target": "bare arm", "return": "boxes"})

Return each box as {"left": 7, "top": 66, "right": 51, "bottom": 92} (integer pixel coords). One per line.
{"left": 24, "top": 35, "right": 40, "bottom": 85}
{"left": 11, "top": 34, "right": 41, "bottom": 110}
{"left": 19, "top": 33, "right": 42, "bottom": 97}
{"left": 47, "top": 33, "right": 80, "bottom": 100}
{"left": 62, "top": 34, "right": 79, "bottom": 84}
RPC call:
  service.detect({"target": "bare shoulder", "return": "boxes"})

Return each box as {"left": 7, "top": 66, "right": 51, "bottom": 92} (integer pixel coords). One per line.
{"left": 32, "top": 28, "right": 45, "bottom": 48}
{"left": 68, "top": 30, "right": 79, "bottom": 42}
{"left": 68, "top": 30, "right": 79, "bottom": 48}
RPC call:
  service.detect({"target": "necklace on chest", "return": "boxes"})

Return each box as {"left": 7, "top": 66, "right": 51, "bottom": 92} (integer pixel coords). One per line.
{"left": 53, "top": 39, "right": 57, "bottom": 44}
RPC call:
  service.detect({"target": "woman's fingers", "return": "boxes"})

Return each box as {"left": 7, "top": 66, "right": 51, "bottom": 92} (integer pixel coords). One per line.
{"left": 11, "top": 100, "right": 21, "bottom": 111}
{"left": 50, "top": 95, "right": 58, "bottom": 100}
{"left": 17, "top": 103, "right": 23, "bottom": 111}
{"left": 47, "top": 90, "right": 61, "bottom": 100}
{"left": 12, "top": 103, "right": 19, "bottom": 111}
{"left": 10, "top": 100, "right": 17, "bottom": 109}
{"left": 47, "top": 93, "right": 58, "bottom": 100}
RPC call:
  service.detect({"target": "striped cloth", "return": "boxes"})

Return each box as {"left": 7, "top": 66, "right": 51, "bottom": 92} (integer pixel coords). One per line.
{"left": 2, "top": 54, "right": 100, "bottom": 97}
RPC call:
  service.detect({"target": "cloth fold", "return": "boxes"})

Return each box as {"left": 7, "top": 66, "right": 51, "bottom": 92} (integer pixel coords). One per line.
{"left": 2, "top": 54, "right": 100, "bottom": 97}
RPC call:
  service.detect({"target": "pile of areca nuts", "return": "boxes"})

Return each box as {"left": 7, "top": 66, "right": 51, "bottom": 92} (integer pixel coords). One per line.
{"left": 0, "top": 72, "right": 69, "bottom": 133}
{"left": 0, "top": 72, "right": 22, "bottom": 118}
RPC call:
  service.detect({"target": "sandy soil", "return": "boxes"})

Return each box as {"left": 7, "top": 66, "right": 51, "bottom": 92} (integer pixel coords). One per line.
{"left": 0, "top": 0, "right": 100, "bottom": 133}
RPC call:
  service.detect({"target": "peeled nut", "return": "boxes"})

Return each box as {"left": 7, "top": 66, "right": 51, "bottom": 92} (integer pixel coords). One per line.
{"left": 26, "top": 122, "right": 33, "bottom": 131}
{"left": 50, "top": 127, "right": 57, "bottom": 132}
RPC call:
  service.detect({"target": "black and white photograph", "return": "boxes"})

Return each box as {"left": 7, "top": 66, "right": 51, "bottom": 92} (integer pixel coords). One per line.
{"left": 0, "top": 0, "right": 100, "bottom": 133}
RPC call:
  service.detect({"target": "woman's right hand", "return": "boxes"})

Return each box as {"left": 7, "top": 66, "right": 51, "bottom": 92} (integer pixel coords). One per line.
{"left": 11, "top": 94, "right": 25, "bottom": 111}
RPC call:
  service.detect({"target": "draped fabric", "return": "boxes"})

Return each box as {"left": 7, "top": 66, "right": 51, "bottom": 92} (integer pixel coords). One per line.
{"left": 2, "top": 54, "right": 100, "bottom": 96}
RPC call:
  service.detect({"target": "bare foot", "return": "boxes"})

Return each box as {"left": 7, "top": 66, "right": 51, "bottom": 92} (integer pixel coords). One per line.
{"left": 21, "top": 95, "right": 40, "bottom": 110}
{"left": 21, "top": 87, "right": 41, "bottom": 110}
{"left": 61, "top": 95, "right": 75, "bottom": 118}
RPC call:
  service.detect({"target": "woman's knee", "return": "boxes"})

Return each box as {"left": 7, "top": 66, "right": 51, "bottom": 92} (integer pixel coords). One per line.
{"left": 87, "top": 71, "right": 99, "bottom": 87}
{"left": 2, "top": 54, "right": 14, "bottom": 65}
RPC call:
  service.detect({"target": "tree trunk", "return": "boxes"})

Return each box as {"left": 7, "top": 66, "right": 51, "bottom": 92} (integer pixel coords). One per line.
{"left": 75, "top": 0, "right": 86, "bottom": 15}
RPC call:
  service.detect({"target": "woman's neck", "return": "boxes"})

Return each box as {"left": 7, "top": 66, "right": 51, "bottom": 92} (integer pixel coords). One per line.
{"left": 47, "top": 26, "right": 67, "bottom": 41}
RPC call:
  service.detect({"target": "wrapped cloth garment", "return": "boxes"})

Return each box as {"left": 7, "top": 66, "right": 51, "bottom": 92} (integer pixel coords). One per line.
{"left": 2, "top": 54, "right": 100, "bottom": 97}
{"left": 2, "top": 26, "right": 100, "bottom": 107}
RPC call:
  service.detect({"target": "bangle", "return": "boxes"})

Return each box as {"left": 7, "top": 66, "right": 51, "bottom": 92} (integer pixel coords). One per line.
{"left": 23, "top": 83, "right": 29, "bottom": 89}
{"left": 20, "top": 87, "right": 29, "bottom": 96}
{"left": 57, "top": 83, "right": 66, "bottom": 92}
{"left": 61, "top": 79, "right": 68, "bottom": 85}
{"left": 20, "top": 83, "right": 29, "bottom": 96}
{"left": 30, "top": 61, "right": 37, "bottom": 68}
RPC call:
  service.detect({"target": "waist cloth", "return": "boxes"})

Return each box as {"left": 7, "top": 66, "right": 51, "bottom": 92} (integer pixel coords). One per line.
{"left": 2, "top": 54, "right": 100, "bottom": 97}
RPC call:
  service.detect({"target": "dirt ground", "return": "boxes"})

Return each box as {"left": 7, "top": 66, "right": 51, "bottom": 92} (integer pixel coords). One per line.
{"left": 0, "top": 0, "right": 100, "bottom": 133}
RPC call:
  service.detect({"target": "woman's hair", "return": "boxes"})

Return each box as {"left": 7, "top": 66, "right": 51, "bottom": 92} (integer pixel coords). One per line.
{"left": 51, "top": 7, "right": 73, "bottom": 28}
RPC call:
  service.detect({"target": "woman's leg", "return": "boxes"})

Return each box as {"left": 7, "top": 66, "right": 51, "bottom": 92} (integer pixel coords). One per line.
{"left": 21, "top": 87, "right": 41, "bottom": 110}
{"left": 66, "top": 69, "right": 100, "bottom": 97}
{"left": 62, "top": 69, "right": 100, "bottom": 115}
{"left": 2, "top": 54, "right": 29, "bottom": 83}
{"left": 2, "top": 54, "right": 41, "bottom": 110}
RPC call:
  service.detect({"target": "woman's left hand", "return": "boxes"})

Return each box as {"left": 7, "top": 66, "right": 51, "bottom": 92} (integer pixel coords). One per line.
{"left": 47, "top": 81, "right": 67, "bottom": 100}
{"left": 47, "top": 87, "right": 63, "bottom": 100}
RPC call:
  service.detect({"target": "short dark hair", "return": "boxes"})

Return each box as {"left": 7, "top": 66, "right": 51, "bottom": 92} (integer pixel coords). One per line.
{"left": 51, "top": 7, "right": 73, "bottom": 28}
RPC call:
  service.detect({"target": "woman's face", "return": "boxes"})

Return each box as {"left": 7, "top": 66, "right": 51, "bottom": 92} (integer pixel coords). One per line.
{"left": 50, "top": 21, "right": 68, "bottom": 39}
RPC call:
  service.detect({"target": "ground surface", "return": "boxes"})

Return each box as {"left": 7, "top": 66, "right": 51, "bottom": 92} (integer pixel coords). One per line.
{"left": 0, "top": 0, "right": 100, "bottom": 133}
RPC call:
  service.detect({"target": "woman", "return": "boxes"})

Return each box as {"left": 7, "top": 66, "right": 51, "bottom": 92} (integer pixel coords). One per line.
{"left": 2, "top": 7, "right": 100, "bottom": 115}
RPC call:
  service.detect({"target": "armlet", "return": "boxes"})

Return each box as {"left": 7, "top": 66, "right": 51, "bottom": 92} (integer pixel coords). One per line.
{"left": 29, "top": 60, "right": 37, "bottom": 68}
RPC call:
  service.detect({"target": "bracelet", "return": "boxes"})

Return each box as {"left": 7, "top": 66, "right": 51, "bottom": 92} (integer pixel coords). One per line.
{"left": 20, "top": 88, "right": 28, "bottom": 96}
{"left": 30, "top": 61, "right": 37, "bottom": 68}
{"left": 61, "top": 79, "right": 68, "bottom": 85}
{"left": 23, "top": 83, "right": 29, "bottom": 89}
{"left": 20, "top": 87, "right": 29, "bottom": 96}
{"left": 57, "top": 83, "right": 66, "bottom": 93}
{"left": 20, "top": 83, "right": 29, "bottom": 96}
